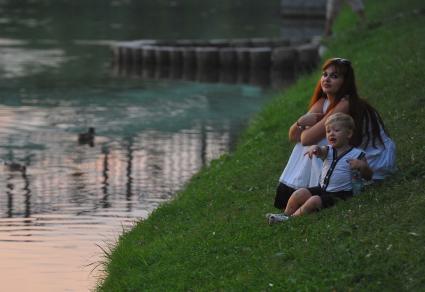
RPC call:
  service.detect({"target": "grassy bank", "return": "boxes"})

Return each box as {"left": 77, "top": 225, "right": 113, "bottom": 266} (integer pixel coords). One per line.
{"left": 99, "top": 0, "right": 425, "bottom": 290}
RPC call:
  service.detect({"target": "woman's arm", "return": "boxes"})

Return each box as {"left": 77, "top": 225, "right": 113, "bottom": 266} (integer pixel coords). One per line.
{"left": 300, "top": 98, "right": 350, "bottom": 146}
{"left": 288, "top": 98, "right": 325, "bottom": 142}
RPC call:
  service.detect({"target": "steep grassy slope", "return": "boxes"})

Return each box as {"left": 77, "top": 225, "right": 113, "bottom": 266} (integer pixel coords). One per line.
{"left": 99, "top": 0, "right": 425, "bottom": 290}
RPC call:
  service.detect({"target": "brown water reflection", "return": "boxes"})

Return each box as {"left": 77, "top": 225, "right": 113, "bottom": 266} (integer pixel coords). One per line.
{"left": 0, "top": 100, "right": 238, "bottom": 291}
{"left": 0, "top": 0, "right": 288, "bottom": 289}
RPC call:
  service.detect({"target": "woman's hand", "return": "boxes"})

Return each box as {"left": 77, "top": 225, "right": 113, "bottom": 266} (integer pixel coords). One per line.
{"left": 300, "top": 97, "right": 350, "bottom": 146}
{"left": 289, "top": 113, "right": 325, "bottom": 143}
{"left": 297, "top": 113, "right": 324, "bottom": 127}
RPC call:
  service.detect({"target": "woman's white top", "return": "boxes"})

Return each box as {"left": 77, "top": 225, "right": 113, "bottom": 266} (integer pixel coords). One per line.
{"left": 279, "top": 99, "right": 329, "bottom": 189}
{"left": 320, "top": 146, "right": 365, "bottom": 192}
{"left": 361, "top": 127, "right": 397, "bottom": 180}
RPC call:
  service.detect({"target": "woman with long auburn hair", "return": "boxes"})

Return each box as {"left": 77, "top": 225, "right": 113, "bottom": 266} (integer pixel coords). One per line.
{"left": 271, "top": 58, "right": 396, "bottom": 216}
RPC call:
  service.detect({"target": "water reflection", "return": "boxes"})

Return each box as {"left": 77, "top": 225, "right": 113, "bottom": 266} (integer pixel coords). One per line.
{"left": 0, "top": 0, "right": 283, "bottom": 290}
{"left": 0, "top": 46, "right": 66, "bottom": 78}
{"left": 0, "top": 123, "right": 234, "bottom": 219}
{"left": 0, "top": 76, "right": 266, "bottom": 291}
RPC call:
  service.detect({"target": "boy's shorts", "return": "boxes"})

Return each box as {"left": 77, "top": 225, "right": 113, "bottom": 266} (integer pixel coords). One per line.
{"left": 307, "top": 186, "right": 353, "bottom": 208}
{"left": 326, "top": 0, "right": 365, "bottom": 19}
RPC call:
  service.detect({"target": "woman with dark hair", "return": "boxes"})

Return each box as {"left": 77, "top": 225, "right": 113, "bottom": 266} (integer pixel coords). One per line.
{"left": 272, "top": 58, "right": 396, "bottom": 216}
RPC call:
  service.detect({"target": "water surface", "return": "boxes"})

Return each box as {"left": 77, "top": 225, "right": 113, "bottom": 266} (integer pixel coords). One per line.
{"left": 0, "top": 1, "right": 286, "bottom": 291}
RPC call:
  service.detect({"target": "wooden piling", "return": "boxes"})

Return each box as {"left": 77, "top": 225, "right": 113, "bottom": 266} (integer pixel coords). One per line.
{"left": 111, "top": 36, "right": 320, "bottom": 86}
{"left": 296, "top": 43, "right": 319, "bottom": 71}
{"left": 142, "top": 46, "right": 156, "bottom": 68}
{"left": 219, "top": 47, "right": 237, "bottom": 70}
{"left": 170, "top": 48, "right": 183, "bottom": 67}
{"left": 123, "top": 46, "right": 134, "bottom": 66}
{"left": 249, "top": 47, "right": 272, "bottom": 70}
{"left": 132, "top": 47, "right": 143, "bottom": 68}
{"left": 236, "top": 48, "right": 251, "bottom": 71}
{"left": 182, "top": 47, "right": 197, "bottom": 80}
{"left": 155, "top": 47, "right": 171, "bottom": 68}
{"left": 271, "top": 46, "right": 297, "bottom": 71}
{"left": 196, "top": 47, "right": 219, "bottom": 71}
{"left": 170, "top": 48, "right": 183, "bottom": 79}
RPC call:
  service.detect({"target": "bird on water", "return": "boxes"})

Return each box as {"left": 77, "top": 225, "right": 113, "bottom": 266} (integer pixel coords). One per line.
{"left": 3, "top": 161, "right": 26, "bottom": 173}
{"left": 78, "top": 127, "right": 95, "bottom": 146}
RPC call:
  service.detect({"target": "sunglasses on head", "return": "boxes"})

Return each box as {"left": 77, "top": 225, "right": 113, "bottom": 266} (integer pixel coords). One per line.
{"left": 330, "top": 58, "right": 351, "bottom": 65}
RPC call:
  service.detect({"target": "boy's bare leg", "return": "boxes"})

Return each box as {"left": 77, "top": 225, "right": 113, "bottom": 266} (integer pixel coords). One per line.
{"left": 284, "top": 188, "right": 312, "bottom": 216}
{"left": 292, "top": 196, "right": 323, "bottom": 216}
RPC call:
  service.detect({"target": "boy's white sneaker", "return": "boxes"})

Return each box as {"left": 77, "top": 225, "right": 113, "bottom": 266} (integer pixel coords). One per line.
{"left": 266, "top": 213, "right": 289, "bottom": 225}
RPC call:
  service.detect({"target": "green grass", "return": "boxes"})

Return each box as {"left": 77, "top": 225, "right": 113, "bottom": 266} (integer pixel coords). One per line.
{"left": 98, "top": 0, "right": 425, "bottom": 290}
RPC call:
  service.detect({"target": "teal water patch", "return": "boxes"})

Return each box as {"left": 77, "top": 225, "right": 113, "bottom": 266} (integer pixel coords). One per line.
{"left": 0, "top": 1, "right": 283, "bottom": 291}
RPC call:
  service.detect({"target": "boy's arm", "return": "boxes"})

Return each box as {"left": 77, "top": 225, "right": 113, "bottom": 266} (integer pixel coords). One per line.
{"left": 305, "top": 145, "right": 328, "bottom": 160}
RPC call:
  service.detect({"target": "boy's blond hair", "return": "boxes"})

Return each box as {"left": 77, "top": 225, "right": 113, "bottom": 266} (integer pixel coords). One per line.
{"left": 325, "top": 112, "right": 355, "bottom": 131}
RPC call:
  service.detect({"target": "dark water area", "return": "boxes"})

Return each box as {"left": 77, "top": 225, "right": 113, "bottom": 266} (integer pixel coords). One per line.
{"left": 0, "top": 1, "right": 318, "bottom": 291}
{"left": 0, "top": 0, "right": 281, "bottom": 41}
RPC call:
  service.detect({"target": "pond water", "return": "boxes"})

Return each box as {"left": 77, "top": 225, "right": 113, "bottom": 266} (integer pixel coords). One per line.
{"left": 0, "top": 1, "right": 308, "bottom": 291}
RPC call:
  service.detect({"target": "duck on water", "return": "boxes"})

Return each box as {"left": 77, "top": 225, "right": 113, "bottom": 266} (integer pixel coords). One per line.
{"left": 78, "top": 127, "right": 95, "bottom": 147}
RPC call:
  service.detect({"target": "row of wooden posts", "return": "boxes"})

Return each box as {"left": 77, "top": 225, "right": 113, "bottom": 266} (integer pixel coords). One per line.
{"left": 111, "top": 37, "right": 321, "bottom": 87}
